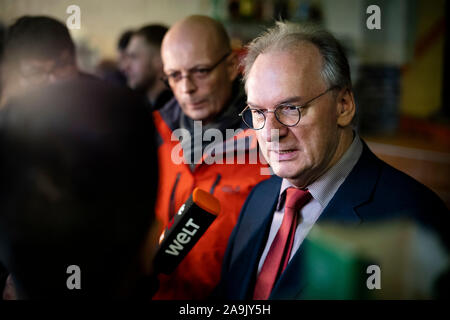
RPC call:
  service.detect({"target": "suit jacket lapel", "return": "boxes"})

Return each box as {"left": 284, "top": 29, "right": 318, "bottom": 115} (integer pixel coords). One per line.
{"left": 228, "top": 176, "right": 282, "bottom": 299}
{"left": 270, "top": 142, "right": 382, "bottom": 299}
{"left": 318, "top": 142, "right": 381, "bottom": 224}
{"left": 269, "top": 237, "right": 310, "bottom": 299}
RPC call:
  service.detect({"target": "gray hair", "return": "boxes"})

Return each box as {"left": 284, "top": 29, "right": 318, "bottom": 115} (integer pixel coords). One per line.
{"left": 242, "top": 21, "right": 352, "bottom": 90}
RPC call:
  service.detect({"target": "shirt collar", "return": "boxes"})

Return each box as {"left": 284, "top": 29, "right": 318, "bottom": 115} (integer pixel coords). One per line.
{"left": 277, "top": 132, "right": 363, "bottom": 210}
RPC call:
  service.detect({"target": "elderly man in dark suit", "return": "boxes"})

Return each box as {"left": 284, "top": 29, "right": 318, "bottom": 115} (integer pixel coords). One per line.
{"left": 217, "top": 21, "right": 449, "bottom": 300}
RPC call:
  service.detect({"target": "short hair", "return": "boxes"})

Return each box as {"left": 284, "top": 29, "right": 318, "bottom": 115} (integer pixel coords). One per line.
{"left": 0, "top": 77, "right": 158, "bottom": 299}
{"left": 117, "top": 29, "right": 134, "bottom": 51}
{"left": 4, "top": 16, "right": 76, "bottom": 66}
{"left": 242, "top": 21, "right": 352, "bottom": 90}
{"left": 134, "top": 24, "right": 169, "bottom": 50}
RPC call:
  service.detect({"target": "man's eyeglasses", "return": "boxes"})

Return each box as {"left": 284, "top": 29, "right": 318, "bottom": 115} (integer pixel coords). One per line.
{"left": 239, "top": 86, "right": 340, "bottom": 130}
{"left": 161, "top": 51, "right": 231, "bottom": 87}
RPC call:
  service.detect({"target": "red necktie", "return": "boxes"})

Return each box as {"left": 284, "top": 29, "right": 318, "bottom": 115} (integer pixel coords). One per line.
{"left": 253, "top": 187, "right": 312, "bottom": 300}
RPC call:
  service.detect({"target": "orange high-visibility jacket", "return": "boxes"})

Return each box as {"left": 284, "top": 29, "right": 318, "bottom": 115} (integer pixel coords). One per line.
{"left": 152, "top": 99, "right": 270, "bottom": 299}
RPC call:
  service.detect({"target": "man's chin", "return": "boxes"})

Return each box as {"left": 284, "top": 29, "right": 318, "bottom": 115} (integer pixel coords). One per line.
{"left": 271, "top": 163, "right": 302, "bottom": 180}
{"left": 183, "top": 108, "right": 209, "bottom": 121}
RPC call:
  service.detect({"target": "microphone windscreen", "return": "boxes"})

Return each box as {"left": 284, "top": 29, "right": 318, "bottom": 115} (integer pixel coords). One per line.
{"left": 154, "top": 188, "right": 220, "bottom": 274}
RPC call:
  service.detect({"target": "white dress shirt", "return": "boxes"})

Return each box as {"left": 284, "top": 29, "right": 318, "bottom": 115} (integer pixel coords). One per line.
{"left": 257, "top": 134, "right": 364, "bottom": 274}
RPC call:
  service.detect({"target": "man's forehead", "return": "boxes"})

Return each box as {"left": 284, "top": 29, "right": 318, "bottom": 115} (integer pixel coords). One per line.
{"left": 164, "top": 20, "right": 218, "bottom": 48}
{"left": 162, "top": 26, "right": 223, "bottom": 67}
{"left": 128, "top": 36, "right": 150, "bottom": 52}
{"left": 246, "top": 49, "right": 324, "bottom": 105}
{"left": 162, "top": 40, "right": 217, "bottom": 70}
{"left": 258, "top": 45, "right": 320, "bottom": 71}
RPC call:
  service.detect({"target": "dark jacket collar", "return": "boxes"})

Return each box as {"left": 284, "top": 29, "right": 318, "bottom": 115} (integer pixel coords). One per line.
{"left": 233, "top": 142, "right": 382, "bottom": 299}
{"left": 270, "top": 141, "right": 382, "bottom": 299}
{"left": 317, "top": 141, "right": 382, "bottom": 224}
{"left": 151, "top": 89, "right": 173, "bottom": 111}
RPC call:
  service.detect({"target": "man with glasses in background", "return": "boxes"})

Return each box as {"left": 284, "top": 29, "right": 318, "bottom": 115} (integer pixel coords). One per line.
{"left": 217, "top": 22, "right": 449, "bottom": 300}
{"left": 1, "top": 15, "right": 82, "bottom": 298}
{"left": 152, "top": 15, "right": 269, "bottom": 299}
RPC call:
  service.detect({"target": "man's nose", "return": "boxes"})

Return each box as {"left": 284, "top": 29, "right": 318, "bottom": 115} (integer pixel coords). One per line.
{"left": 262, "top": 113, "right": 287, "bottom": 143}
{"left": 179, "top": 75, "right": 197, "bottom": 94}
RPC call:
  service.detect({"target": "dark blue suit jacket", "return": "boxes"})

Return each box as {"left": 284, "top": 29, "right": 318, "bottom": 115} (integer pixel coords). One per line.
{"left": 217, "top": 142, "right": 449, "bottom": 299}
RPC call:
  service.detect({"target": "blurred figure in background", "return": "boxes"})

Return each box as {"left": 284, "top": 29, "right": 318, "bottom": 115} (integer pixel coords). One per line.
{"left": 96, "top": 29, "right": 133, "bottom": 87}
{"left": 124, "top": 25, "right": 172, "bottom": 111}
{"left": 117, "top": 30, "right": 134, "bottom": 77}
{"left": 152, "top": 15, "right": 269, "bottom": 300}
{"left": 0, "top": 76, "right": 159, "bottom": 299}
{"left": 1, "top": 16, "right": 79, "bottom": 107}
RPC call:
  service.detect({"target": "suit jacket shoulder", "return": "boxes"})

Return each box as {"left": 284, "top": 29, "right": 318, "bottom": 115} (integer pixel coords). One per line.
{"left": 320, "top": 141, "right": 449, "bottom": 247}
{"left": 217, "top": 140, "right": 449, "bottom": 300}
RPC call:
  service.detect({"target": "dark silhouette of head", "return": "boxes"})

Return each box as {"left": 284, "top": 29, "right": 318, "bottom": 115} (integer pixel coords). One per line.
{"left": 124, "top": 24, "right": 169, "bottom": 102}
{"left": 4, "top": 15, "right": 76, "bottom": 67}
{"left": 1, "top": 16, "right": 78, "bottom": 105}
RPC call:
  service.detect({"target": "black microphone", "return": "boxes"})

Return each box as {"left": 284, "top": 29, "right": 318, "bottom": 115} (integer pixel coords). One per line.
{"left": 153, "top": 188, "right": 221, "bottom": 274}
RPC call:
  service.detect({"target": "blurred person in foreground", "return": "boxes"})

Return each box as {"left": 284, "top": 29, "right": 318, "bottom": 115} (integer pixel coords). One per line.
{"left": 1, "top": 16, "right": 80, "bottom": 107}
{"left": 0, "top": 22, "right": 5, "bottom": 104}
{"left": 0, "top": 76, "right": 159, "bottom": 299}
{"left": 0, "top": 15, "right": 81, "bottom": 298}
{"left": 217, "top": 21, "right": 449, "bottom": 300}
{"left": 124, "top": 25, "right": 172, "bottom": 111}
{"left": 152, "top": 15, "right": 269, "bottom": 299}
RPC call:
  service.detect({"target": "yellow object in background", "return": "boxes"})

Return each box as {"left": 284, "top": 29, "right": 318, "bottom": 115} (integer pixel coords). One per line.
{"left": 400, "top": 0, "right": 445, "bottom": 118}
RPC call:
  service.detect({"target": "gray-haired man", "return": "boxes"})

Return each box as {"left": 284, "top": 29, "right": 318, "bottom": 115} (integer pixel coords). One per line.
{"left": 217, "top": 22, "right": 449, "bottom": 300}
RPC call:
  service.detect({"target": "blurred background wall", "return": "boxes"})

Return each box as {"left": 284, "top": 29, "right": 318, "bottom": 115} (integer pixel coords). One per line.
{"left": 0, "top": 0, "right": 211, "bottom": 69}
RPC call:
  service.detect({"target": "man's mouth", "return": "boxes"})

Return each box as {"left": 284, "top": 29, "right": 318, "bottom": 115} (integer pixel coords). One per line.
{"left": 270, "top": 147, "right": 298, "bottom": 153}
{"left": 188, "top": 100, "right": 206, "bottom": 108}
{"left": 277, "top": 150, "right": 296, "bottom": 154}
{"left": 269, "top": 149, "right": 299, "bottom": 161}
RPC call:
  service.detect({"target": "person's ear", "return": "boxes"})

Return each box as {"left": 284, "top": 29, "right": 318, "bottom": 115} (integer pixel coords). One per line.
{"left": 226, "top": 51, "right": 240, "bottom": 82}
{"left": 336, "top": 88, "right": 356, "bottom": 127}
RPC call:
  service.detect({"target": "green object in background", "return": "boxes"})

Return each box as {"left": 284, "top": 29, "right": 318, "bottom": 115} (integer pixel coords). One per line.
{"left": 300, "top": 234, "right": 373, "bottom": 300}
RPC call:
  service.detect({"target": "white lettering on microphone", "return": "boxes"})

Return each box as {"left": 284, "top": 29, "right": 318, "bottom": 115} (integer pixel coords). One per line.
{"left": 164, "top": 218, "right": 200, "bottom": 256}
